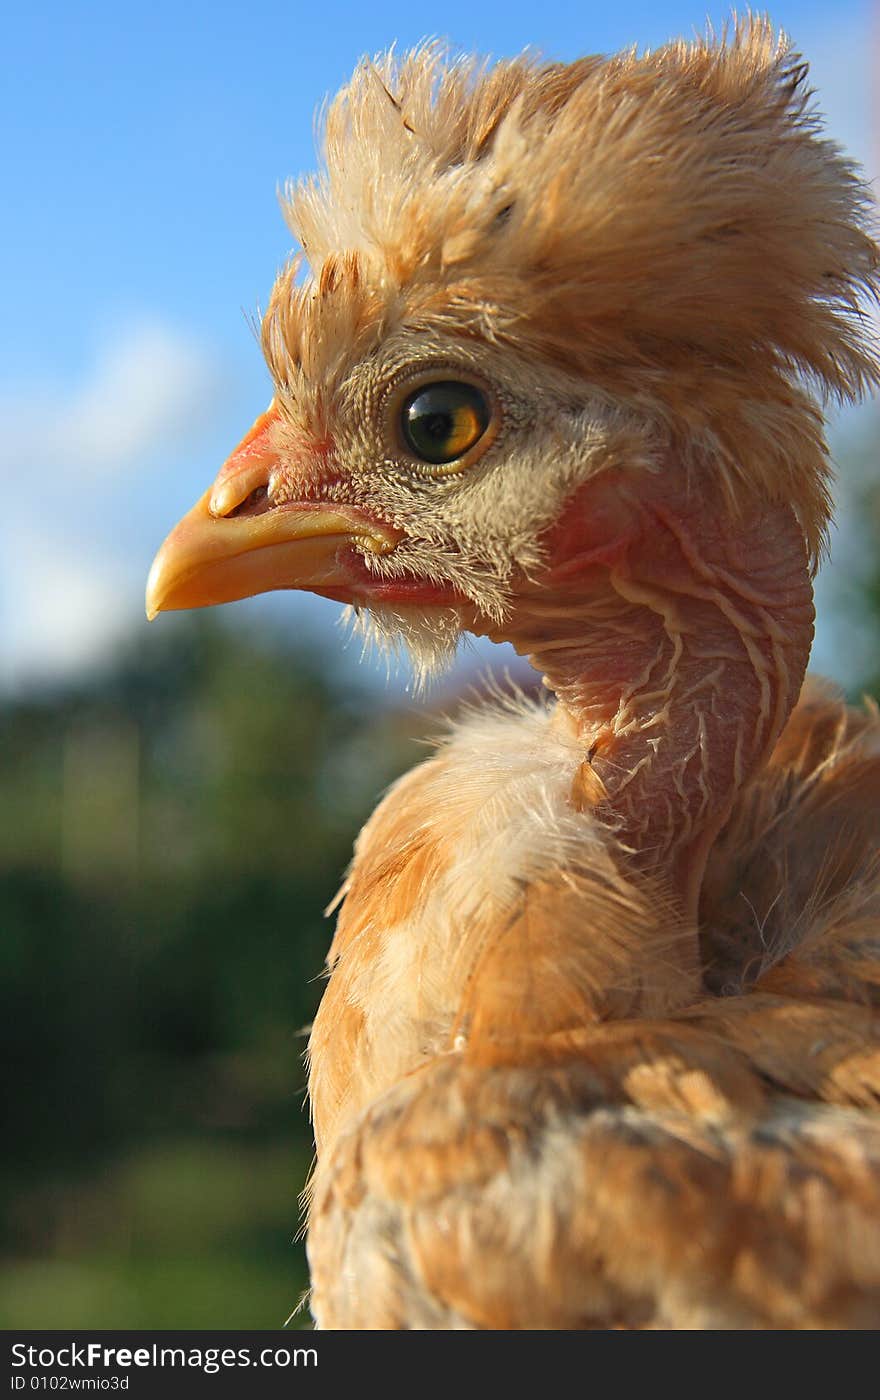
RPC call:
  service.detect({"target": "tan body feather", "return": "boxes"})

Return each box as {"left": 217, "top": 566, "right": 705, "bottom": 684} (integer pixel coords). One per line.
{"left": 307, "top": 684, "right": 880, "bottom": 1328}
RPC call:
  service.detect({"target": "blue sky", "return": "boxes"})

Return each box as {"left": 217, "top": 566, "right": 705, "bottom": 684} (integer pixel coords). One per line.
{"left": 2, "top": 0, "right": 877, "bottom": 692}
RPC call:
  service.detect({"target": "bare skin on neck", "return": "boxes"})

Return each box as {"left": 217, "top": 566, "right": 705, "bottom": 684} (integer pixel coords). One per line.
{"left": 488, "top": 465, "right": 815, "bottom": 919}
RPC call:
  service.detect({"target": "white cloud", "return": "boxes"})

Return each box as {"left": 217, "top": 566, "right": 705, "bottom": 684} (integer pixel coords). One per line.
{"left": 49, "top": 323, "right": 222, "bottom": 473}
{"left": 0, "top": 320, "right": 223, "bottom": 483}
{"left": 0, "top": 319, "right": 227, "bottom": 689}
{"left": 2, "top": 528, "right": 130, "bottom": 689}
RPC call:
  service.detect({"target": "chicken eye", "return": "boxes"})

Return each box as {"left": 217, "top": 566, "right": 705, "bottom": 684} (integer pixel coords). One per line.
{"left": 400, "top": 382, "right": 490, "bottom": 466}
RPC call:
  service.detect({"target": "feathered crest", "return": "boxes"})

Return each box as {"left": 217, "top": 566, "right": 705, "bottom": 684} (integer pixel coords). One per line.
{"left": 262, "top": 18, "right": 880, "bottom": 568}
{"left": 282, "top": 18, "right": 879, "bottom": 404}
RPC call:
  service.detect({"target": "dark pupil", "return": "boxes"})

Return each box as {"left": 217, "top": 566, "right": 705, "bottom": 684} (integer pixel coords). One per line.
{"left": 401, "top": 382, "right": 489, "bottom": 465}
{"left": 423, "top": 412, "right": 451, "bottom": 442}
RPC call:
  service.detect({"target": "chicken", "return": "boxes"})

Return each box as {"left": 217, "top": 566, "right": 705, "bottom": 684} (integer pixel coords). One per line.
{"left": 145, "top": 21, "right": 880, "bottom": 1328}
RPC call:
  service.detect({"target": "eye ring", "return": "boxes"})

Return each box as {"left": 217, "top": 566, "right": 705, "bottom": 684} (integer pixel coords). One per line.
{"left": 392, "top": 375, "right": 498, "bottom": 475}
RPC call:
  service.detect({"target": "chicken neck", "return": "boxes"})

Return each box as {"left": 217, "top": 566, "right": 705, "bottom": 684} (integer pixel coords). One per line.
{"left": 486, "top": 464, "right": 815, "bottom": 918}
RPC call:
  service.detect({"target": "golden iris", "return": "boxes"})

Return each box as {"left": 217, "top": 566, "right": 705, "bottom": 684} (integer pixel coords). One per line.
{"left": 400, "top": 382, "right": 490, "bottom": 466}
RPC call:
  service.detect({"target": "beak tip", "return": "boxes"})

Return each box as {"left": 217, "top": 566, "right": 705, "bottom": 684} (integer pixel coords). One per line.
{"left": 145, "top": 554, "right": 167, "bottom": 622}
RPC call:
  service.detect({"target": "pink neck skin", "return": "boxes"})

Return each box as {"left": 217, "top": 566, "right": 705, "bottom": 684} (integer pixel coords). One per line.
{"left": 483, "top": 464, "right": 815, "bottom": 918}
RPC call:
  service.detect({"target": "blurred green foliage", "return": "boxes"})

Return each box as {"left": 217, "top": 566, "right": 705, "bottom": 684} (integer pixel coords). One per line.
{"left": 0, "top": 616, "right": 419, "bottom": 1328}
{"left": 855, "top": 471, "right": 880, "bottom": 701}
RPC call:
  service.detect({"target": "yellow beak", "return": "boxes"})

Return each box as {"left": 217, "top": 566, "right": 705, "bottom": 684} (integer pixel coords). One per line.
{"left": 145, "top": 404, "right": 400, "bottom": 620}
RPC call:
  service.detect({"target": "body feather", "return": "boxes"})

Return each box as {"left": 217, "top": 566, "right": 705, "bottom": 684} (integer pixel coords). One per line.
{"left": 307, "top": 684, "right": 880, "bottom": 1327}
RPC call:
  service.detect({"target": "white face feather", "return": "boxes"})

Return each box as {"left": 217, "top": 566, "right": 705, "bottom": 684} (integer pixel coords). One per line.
{"left": 264, "top": 322, "right": 658, "bottom": 683}
{"left": 338, "top": 599, "right": 465, "bottom": 693}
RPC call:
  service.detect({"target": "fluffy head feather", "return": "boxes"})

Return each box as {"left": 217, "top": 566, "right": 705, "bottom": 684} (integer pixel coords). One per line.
{"left": 265, "top": 17, "right": 878, "bottom": 596}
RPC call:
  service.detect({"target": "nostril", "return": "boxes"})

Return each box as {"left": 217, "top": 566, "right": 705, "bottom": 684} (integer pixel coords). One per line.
{"left": 210, "top": 467, "right": 274, "bottom": 520}
{"left": 226, "top": 484, "right": 270, "bottom": 519}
